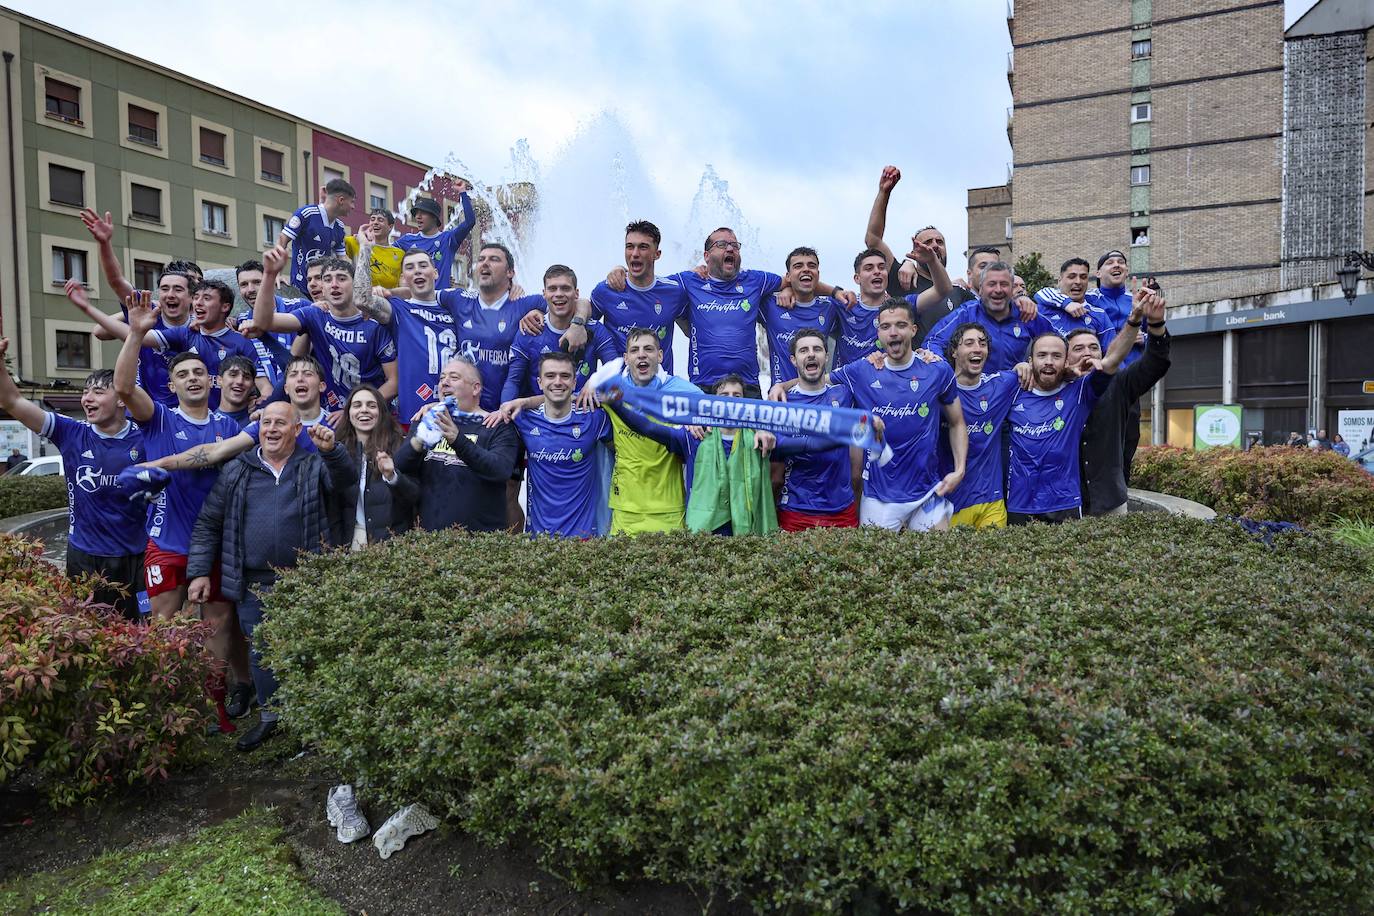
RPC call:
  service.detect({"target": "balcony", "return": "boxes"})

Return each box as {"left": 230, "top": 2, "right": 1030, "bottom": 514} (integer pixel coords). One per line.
{"left": 1006, "top": 51, "right": 1014, "bottom": 91}
{"left": 1007, "top": 0, "right": 1015, "bottom": 41}
{"left": 1006, "top": 106, "right": 1013, "bottom": 145}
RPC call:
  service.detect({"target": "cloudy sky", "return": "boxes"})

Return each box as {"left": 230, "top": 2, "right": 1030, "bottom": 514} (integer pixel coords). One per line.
{"left": 19, "top": 0, "right": 1320, "bottom": 286}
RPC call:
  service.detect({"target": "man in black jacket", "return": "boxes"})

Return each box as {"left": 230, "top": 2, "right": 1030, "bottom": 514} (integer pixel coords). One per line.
{"left": 1073, "top": 286, "right": 1171, "bottom": 516}
{"left": 187, "top": 401, "right": 352, "bottom": 751}
{"left": 394, "top": 357, "right": 519, "bottom": 532}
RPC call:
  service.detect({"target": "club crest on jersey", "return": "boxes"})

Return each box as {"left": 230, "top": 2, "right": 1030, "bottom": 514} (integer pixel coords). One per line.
{"left": 571, "top": 425, "right": 581, "bottom": 438}
{"left": 217, "top": 348, "right": 226, "bottom": 360}
{"left": 653, "top": 302, "right": 662, "bottom": 314}
{"left": 498, "top": 320, "right": 507, "bottom": 332}
{"left": 1054, "top": 399, "right": 1064, "bottom": 411}
{"left": 130, "top": 447, "right": 141, "bottom": 461}
{"left": 909, "top": 379, "right": 920, "bottom": 391}
{"left": 1014, "top": 326, "right": 1022, "bottom": 337}
{"left": 980, "top": 399, "right": 989, "bottom": 410}
{"left": 735, "top": 285, "right": 744, "bottom": 293}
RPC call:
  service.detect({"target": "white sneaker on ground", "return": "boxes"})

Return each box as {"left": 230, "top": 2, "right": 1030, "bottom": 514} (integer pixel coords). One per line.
{"left": 325, "top": 784, "right": 371, "bottom": 844}
{"left": 372, "top": 803, "right": 439, "bottom": 859}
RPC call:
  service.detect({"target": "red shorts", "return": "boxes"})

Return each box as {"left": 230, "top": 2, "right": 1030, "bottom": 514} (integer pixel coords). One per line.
{"left": 144, "top": 541, "right": 225, "bottom": 601}
{"left": 778, "top": 501, "right": 860, "bottom": 532}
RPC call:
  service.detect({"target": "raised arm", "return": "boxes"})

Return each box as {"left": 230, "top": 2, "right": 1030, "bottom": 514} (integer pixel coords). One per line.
{"left": 0, "top": 338, "right": 45, "bottom": 432}
{"left": 910, "top": 238, "right": 953, "bottom": 313}
{"left": 80, "top": 208, "right": 134, "bottom": 303}
{"left": 147, "top": 431, "right": 255, "bottom": 471}
{"left": 114, "top": 291, "right": 157, "bottom": 423}
{"left": 253, "top": 246, "right": 305, "bottom": 334}
{"left": 1098, "top": 297, "right": 1147, "bottom": 376}
{"left": 64, "top": 278, "right": 133, "bottom": 342}
{"left": 352, "top": 231, "right": 393, "bottom": 325}
{"left": 864, "top": 166, "right": 900, "bottom": 265}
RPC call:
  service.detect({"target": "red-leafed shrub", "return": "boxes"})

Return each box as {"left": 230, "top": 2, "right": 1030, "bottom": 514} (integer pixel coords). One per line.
{"left": 1132, "top": 445, "right": 1374, "bottom": 524}
{"left": 0, "top": 533, "right": 215, "bottom": 806}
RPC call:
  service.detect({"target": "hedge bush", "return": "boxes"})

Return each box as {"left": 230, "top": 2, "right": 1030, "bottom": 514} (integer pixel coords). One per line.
{"left": 0, "top": 533, "right": 215, "bottom": 806}
{"left": 262, "top": 518, "right": 1374, "bottom": 913}
{"left": 1132, "top": 444, "right": 1374, "bottom": 525}
{"left": 0, "top": 474, "right": 66, "bottom": 520}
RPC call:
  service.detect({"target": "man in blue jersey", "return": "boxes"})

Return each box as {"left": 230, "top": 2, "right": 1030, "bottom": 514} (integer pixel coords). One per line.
{"left": 773, "top": 329, "right": 860, "bottom": 530}
{"left": 1006, "top": 314, "right": 1141, "bottom": 525}
{"left": 394, "top": 182, "right": 475, "bottom": 290}
{"left": 603, "top": 226, "right": 855, "bottom": 393}
{"left": 216, "top": 356, "right": 260, "bottom": 429}
{"left": 836, "top": 249, "right": 890, "bottom": 369}
{"left": 590, "top": 221, "right": 690, "bottom": 373}
{"left": 235, "top": 258, "right": 320, "bottom": 378}
{"left": 0, "top": 341, "right": 147, "bottom": 618}
{"left": 252, "top": 248, "right": 397, "bottom": 416}
{"left": 1034, "top": 258, "right": 1117, "bottom": 340}
{"left": 353, "top": 246, "right": 460, "bottom": 424}
{"left": 924, "top": 262, "right": 1056, "bottom": 374}
{"left": 115, "top": 294, "right": 251, "bottom": 706}
{"left": 499, "top": 265, "right": 619, "bottom": 407}
{"left": 762, "top": 248, "right": 839, "bottom": 384}
{"left": 828, "top": 299, "right": 968, "bottom": 531}
{"left": 514, "top": 351, "right": 614, "bottom": 538}
{"left": 277, "top": 178, "right": 354, "bottom": 295}
{"left": 941, "top": 323, "right": 1023, "bottom": 529}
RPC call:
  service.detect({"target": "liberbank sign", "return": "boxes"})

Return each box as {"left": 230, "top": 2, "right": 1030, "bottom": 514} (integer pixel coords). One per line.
{"left": 1168, "top": 293, "right": 1374, "bottom": 336}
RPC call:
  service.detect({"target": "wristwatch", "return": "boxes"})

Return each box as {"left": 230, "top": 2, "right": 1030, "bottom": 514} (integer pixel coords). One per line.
{"left": 570, "top": 316, "right": 587, "bottom": 327}
{"left": 1126, "top": 318, "right": 1143, "bottom": 327}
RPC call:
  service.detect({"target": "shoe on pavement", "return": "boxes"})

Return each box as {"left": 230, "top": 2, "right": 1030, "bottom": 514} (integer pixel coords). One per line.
{"left": 326, "top": 785, "right": 371, "bottom": 843}
{"left": 372, "top": 803, "right": 438, "bottom": 859}
{"left": 225, "top": 683, "right": 255, "bottom": 720}
{"left": 235, "top": 718, "right": 278, "bottom": 752}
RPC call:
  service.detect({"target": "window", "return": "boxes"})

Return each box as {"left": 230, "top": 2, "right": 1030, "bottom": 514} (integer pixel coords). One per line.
{"left": 368, "top": 181, "right": 388, "bottom": 211}
{"left": 55, "top": 330, "right": 91, "bottom": 370}
{"left": 1005, "top": 217, "right": 1013, "bottom": 239}
{"left": 1132, "top": 39, "right": 1152, "bottom": 59}
{"left": 260, "top": 147, "right": 284, "bottom": 182}
{"left": 1131, "top": 102, "right": 1152, "bottom": 123}
{"left": 52, "top": 247, "right": 88, "bottom": 285}
{"left": 263, "top": 214, "right": 284, "bottom": 247}
{"left": 133, "top": 258, "right": 162, "bottom": 290}
{"left": 127, "top": 104, "right": 158, "bottom": 145}
{"left": 44, "top": 77, "right": 81, "bottom": 122}
{"left": 202, "top": 200, "right": 229, "bottom": 235}
{"left": 321, "top": 165, "right": 344, "bottom": 185}
{"left": 130, "top": 183, "right": 162, "bottom": 221}
{"left": 199, "top": 127, "right": 227, "bottom": 166}
{"left": 1130, "top": 165, "right": 1151, "bottom": 185}
{"left": 1132, "top": 227, "right": 1151, "bottom": 246}
{"left": 47, "top": 163, "right": 85, "bottom": 207}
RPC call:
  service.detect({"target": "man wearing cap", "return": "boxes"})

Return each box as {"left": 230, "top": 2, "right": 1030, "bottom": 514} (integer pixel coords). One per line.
{"left": 395, "top": 180, "right": 475, "bottom": 290}
{"left": 346, "top": 208, "right": 405, "bottom": 290}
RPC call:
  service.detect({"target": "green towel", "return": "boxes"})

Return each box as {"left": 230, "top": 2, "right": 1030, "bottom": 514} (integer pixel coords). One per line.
{"left": 686, "top": 428, "right": 778, "bottom": 535}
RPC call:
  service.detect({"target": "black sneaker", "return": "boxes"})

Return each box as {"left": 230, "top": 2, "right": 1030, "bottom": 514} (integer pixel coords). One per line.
{"left": 235, "top": 718, "right": 278, "bottom": 752}
{"left": 225, "top": 683, "right": 255, "bottom": 719}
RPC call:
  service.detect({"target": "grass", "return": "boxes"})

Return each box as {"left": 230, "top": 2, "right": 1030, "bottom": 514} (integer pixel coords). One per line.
{"left": 0, "top": 807, "right": 341, "bottom": 916}
{"left": 1332, "top": 516, "right": 1374, "bottom": 549}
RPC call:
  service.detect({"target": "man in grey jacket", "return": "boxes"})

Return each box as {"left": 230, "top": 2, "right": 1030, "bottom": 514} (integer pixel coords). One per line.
{"left": 187, "top": 401, "right": 351, "bottom": 751}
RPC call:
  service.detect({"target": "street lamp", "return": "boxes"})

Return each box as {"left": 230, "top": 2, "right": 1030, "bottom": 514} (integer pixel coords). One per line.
{"left": 1337, "top": 250, "right": 1374, "bottom": 302}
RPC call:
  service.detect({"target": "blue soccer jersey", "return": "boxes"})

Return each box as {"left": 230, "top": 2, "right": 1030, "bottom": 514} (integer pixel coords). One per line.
{"left": 943, "top": 372, "right": 1019, "bottom": 513}
{"left": 271, "top": 293, "right": 309, "bottom": 348}
{"left": 394, "top": 193, "right": 474, "bottom": 289}
{"left": 1086, "top": 284, "right": 1143, "bottom": 367}
{"left": 291, "top": 306, "right": 397, "bottom": 413}
{"left": 1007, "top": 373, "right": 1108, "bottom": 514}
{"left": 589, "top": 277, "right": 690, "bottom": 375}
{"left": 1033, "top": 288, "right": 1116, "bottom": 340}
{"left": 282, "top": 205, "right": 347, "bottom": 295}
{"left": 514, "top": 406, "right": 613, "bottom": 538}
{"left": 925, "top": 301, "right": 1056, "bottom": 373}
{"left": 152, "top": 325, "right": 260, "bottom": 411}
{"left": 831, "top": 355, "right": 957, "bottom": 503}
{"left": 501, "top": 319, "right": 621, "bottom": 403}
{"left": 383, "top": 295, "right": 460, "bottom": 422}
{"left": 833, "top": 301, "right": 882, "bottom": 369}
{"left": 776, "top": 383, "right": 854, "bottom": 514}
{"left": 41, "top": 413, "right": 146, "bottom": 556}
{"left": 443, "top": 290, "right": 549, "bottom": 411}
{"left": 138, "top": 403, "right": 242, "bottom": 555}
{"left": 670, "top": 269, "right": 782, "bottom": 387}
{"left": 121, "top": 304, "right": 186, "bottom": 407}
{"left": 762, "top": 295, "right": 839, "bottom": 384}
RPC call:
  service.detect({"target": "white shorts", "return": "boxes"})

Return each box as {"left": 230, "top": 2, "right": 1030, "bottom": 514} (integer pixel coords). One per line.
{"left": 860, "top": 495, "right": 954, "bottom": 531}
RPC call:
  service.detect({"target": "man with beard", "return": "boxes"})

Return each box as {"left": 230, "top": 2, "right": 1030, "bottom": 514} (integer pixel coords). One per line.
{"left": 924, "top": 262, "right": 1056, "bottom": 374}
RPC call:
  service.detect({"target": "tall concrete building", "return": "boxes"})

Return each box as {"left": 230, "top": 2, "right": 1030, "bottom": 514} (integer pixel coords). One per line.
{"left": 977, "top": 0, "right": 1285, "bottom": 302}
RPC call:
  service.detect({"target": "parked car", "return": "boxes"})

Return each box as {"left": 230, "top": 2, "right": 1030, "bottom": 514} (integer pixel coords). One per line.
{"left": 4, "top": 455, "right": 63, "bottom": 477}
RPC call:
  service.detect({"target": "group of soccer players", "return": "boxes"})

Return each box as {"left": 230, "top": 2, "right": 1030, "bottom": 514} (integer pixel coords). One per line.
{"left": 1, "top": 165, "right": 1170, "bottom": 746}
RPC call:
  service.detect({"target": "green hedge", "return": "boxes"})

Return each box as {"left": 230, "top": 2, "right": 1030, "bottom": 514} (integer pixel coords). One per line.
{"left": 1132, "top": 445, "right": 1374, "bottom": 525}
{"left": 261, "top": 520, "right": 1374, "bottom": 913}
{"left": 0, "top": 474, "right": 66, "bottom": 521}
